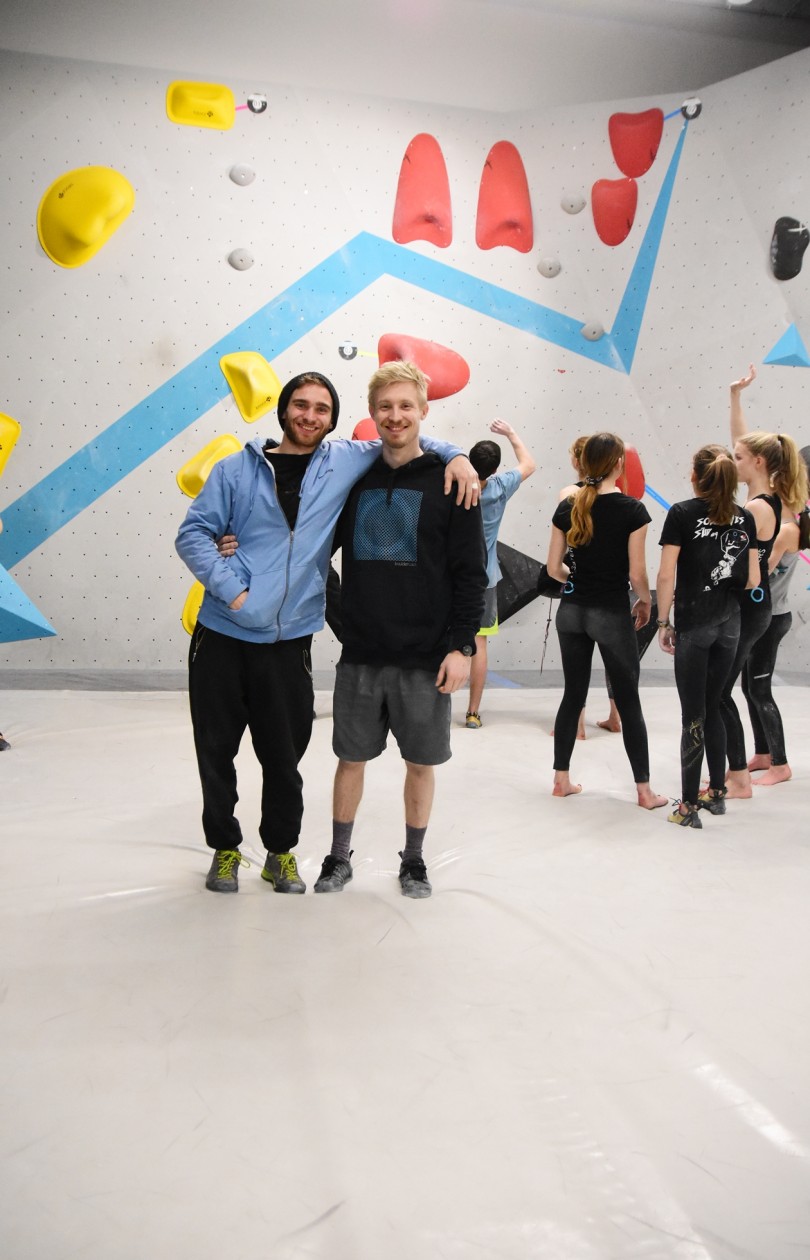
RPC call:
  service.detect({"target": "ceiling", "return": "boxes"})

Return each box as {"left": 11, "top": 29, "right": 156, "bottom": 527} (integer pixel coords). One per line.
{"left": 2, "top": 0, "right": 810, "bottom": 111}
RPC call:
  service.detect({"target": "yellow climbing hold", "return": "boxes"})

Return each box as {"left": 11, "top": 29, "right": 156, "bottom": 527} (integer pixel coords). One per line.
{"left": 181, "top": 580, "right": 206, "bottom": 636}
{"left": 0, "top": 413, "right": 22, "bottom": 479}
{"left": 166, "top": 81, "right": 235, "bottom": 130}
{"left": 37, "top": 167, "right": 135, "bottom": 269}
{"left": 219, "top": 352, "right": 282, "bottom": 423}
{"left": 176, "top": 434, "right": 242, "bottom": 499}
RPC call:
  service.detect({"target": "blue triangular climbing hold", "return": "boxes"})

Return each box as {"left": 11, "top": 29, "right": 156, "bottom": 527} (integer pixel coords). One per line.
{"left": 0, "top": 564, "right": 57, "bottom": 643}
{"left": 763, "top": 324, "right": 810, "bottom": 368}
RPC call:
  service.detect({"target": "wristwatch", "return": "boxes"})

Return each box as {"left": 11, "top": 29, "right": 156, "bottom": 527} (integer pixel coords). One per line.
{"left": 459, "top": 644, "right": 474, "bottom": 657}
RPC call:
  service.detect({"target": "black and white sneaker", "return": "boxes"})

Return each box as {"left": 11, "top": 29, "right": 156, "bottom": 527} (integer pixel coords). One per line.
{"left": 398, "top": 852, "right": 432, "bottom": 898}
{"left": 314, "top": 853, "right": 353, "bottom": 893}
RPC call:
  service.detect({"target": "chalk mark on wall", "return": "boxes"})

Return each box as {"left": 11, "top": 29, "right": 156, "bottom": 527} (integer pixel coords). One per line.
{"left": 0, "top": 122, "right": 688, "bottom": 569}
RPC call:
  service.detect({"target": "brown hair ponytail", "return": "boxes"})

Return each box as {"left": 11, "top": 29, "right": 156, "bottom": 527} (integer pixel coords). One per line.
{"left": 567, "top": 432, "right": 625, "bottom": 547}
{"left": 693, "top": 444, "right": 738, "bottom": 525}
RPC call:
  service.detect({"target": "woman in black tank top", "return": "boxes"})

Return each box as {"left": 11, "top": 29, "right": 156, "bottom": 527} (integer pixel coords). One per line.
{"left": 721, "top": 367, "right": 809, "bottom": 793}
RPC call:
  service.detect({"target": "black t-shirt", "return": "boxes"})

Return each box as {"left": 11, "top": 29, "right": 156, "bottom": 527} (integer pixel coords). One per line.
{"left": 749, "top": 491, "right": 781, "bottom": 606}
{"left": 552, "top": 492, "right": 651, "bottom": 610}
{"left": 659, "top": 497, "right": 756, "bottom": 631}
{"left": 263, "top": 448, "right": 313, "bottom": 530}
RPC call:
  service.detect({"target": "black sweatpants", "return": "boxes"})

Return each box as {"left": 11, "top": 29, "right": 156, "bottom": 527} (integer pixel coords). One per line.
{"left": 188, "top": 624, "right": 314, "bottom": 853}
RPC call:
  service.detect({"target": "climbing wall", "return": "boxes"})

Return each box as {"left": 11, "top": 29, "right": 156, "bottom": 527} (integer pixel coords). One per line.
{"left": 0, "top": 47, "right": 807, "bottom": 681}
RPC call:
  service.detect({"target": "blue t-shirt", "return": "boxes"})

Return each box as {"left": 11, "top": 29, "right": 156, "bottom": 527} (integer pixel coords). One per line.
{"left": 480, "top": 469, "right": 523, "bottom": 587}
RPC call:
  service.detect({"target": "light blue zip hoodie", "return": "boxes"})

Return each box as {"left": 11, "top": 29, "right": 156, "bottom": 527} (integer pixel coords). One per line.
{"left": 175, "top": 433, "right": 461, "bottom": 643}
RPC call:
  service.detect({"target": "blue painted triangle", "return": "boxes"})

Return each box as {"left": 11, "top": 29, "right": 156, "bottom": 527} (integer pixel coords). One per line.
{"left": 0, "top": 564, "right": 57, "bottom": 643}
{"left": 763, "top": 324, "right": 810, "bottom": 368}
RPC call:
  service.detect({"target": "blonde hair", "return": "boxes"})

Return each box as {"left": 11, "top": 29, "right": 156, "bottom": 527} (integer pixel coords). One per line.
{"left": 739, "top": 430, "right": 809, "bottom": 513}
{"left": 569, "top": 435, "right": 589, "bottom": 469}
{"left": 693, "top": 444, "right": 738, "bottom": 526}
{"left": 567, "top": 432, "right": 625, "bottom": 548}
{"left": 367, "top": 360, "right": 429, "bottom": 412}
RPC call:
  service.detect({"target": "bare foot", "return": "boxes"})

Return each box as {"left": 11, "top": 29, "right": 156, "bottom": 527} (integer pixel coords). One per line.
{"left": 597, "top": 717, "right": 621, "bottom": 733}
{"left": 637, "top": 784, "right": 668, "bottom": 810}
{"left": 752, "top": 764, "right": 792, "bottom": 786}
{"left": 725, "top": 770, "right": 752, "bottom": 800}
{"left": 553, "top": 775, "right": 582, "bottom": 797}
{"left": 747, "top": 753, "right": 772, "bottom": 771}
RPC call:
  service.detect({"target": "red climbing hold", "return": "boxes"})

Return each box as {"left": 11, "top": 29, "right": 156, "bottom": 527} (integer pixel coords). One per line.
{"left": 591, "top": 177, "right": 638, "bottom": 246}
{"left": 351, "top": 418, "right": 378, "bottom": 441}
{"left": 608, "top": 109, "right": 663, "bottom": 179}
{"left": 476, "top": 141, "right": 533, "bottom": 254}
{"left": 392, "top": 134, "right": 452, "bottom": 248}
{"left": 617, "top": 445, "right": 645, "bottom": 500}
{"left": 377, "top": 334, "right": 470, "bottom": 401}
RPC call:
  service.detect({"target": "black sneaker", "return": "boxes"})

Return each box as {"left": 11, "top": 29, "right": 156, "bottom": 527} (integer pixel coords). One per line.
{"left": 0, "top": 733, "right": 10, "bottom": 751}
{"left": 667, "top": 802, "right": 702, "bottom": 829}
{"left": 261, "top": 851, "right": 306, "bottom": 894}
{"left": 697, "top": 787, "right": 727, "bottom": 816}
{"left": 314, "top": 853, "right": 353, "bottom": 893}
{"left": 398, "top": 851, "right": 432, "bottom": 899}
{"left": 205, "top": 849, "right": 249, "bottom": 892}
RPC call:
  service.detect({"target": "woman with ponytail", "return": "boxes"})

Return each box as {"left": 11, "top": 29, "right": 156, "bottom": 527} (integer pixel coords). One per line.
{"left": 656, "top": 447, "right": 758, "bottom": 827}
{"left": 729, "top": 367, "right": 810, "bottom": 786}
{"left": 546, "top": 432, "right": 666, "bottom": 809}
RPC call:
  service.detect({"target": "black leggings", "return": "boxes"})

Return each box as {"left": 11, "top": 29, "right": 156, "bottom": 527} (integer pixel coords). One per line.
{"left": 719, "top": 596, "right": 772, "bottom": 771}
{"left": 554, "top": 601, "right": 651, "bottom": 782}
{"left": 605, "top": 596, "right": 658, "bottom": 699}
{"left": 741, "top": 611, "right": 792, "bottom": 765}
{"left": 674, "top": 611, "right": 739, "bottom": 805}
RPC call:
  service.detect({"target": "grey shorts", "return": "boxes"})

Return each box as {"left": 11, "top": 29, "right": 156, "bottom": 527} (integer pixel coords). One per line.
{"left": 479, "top": 586, "right": 498, "bottom": 633}
{"left": 332, "top": 662, "right": 452, "bottom": 765}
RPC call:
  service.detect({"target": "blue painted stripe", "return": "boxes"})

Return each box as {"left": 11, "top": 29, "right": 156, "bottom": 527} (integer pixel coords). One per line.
{"left": 644, "top": 483, "right": 671, "bottom": 511}
{"left": 611, "top": 121, "right": 688, "bottom": 371}
{"left": 485, "top": 671, "right": 524, "bottom": 690}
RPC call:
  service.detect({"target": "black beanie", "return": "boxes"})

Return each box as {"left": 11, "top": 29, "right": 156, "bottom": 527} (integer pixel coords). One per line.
{"left": 277, "top": 372, "right": 340, "bottom": 432}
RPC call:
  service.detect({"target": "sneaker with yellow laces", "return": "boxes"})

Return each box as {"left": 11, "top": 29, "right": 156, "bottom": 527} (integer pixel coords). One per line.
{"left": 205, "top": 849, "right": 250, "bottom": 893}
{"left": 261, "top": 851, "right": 306, "bottom": 894}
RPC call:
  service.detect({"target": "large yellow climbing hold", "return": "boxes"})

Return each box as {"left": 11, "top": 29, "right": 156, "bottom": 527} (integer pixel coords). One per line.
{"left": 0, "top": 413, "right": 22, "bottom": 479}
{"left": 220, "top": 352, "right": 282, "bottom": 423}
{"left": 181, "top": 581, "right": 206, "bottom": 636}
{"left": 176, "top": 434, "right": 243, "bottom": 499}
{"left": 37, "top": 167, "right": 135, "bottom": 269}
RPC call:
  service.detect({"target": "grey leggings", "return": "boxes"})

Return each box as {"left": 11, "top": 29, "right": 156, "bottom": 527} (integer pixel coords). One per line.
{"left": 554, "top": 601, "right": 651, "bottom": 782}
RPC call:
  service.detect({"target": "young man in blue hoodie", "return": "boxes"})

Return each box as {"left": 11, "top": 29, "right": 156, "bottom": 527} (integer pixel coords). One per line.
{"left": 175, "top": 371, "right": 476, "bottom": 894}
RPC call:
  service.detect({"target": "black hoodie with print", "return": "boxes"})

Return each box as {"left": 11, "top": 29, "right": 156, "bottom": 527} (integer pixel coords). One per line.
{"left": 335, "top": 452, "right": 487, "bottom": 672}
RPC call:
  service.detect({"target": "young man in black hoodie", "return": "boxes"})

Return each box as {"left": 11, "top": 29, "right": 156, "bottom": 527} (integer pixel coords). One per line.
{"left": 314, "top": 362, "right": 488, "bottom": 898}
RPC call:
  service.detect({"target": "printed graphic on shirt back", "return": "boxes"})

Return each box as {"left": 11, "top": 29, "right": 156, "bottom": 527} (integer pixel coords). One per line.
{"left": 691, "top": 513, "right": 750, "bottom": 588}
{"left": 353, "top": 488, "right": 422, "bottom": 563}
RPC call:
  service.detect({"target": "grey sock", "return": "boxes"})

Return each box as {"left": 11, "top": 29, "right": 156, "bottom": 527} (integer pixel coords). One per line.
{"left": 402, "top": 825, "right": 427, "bottom": 864}
{"left": 331, "top": 820, "right": 354, "bottom": 862}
